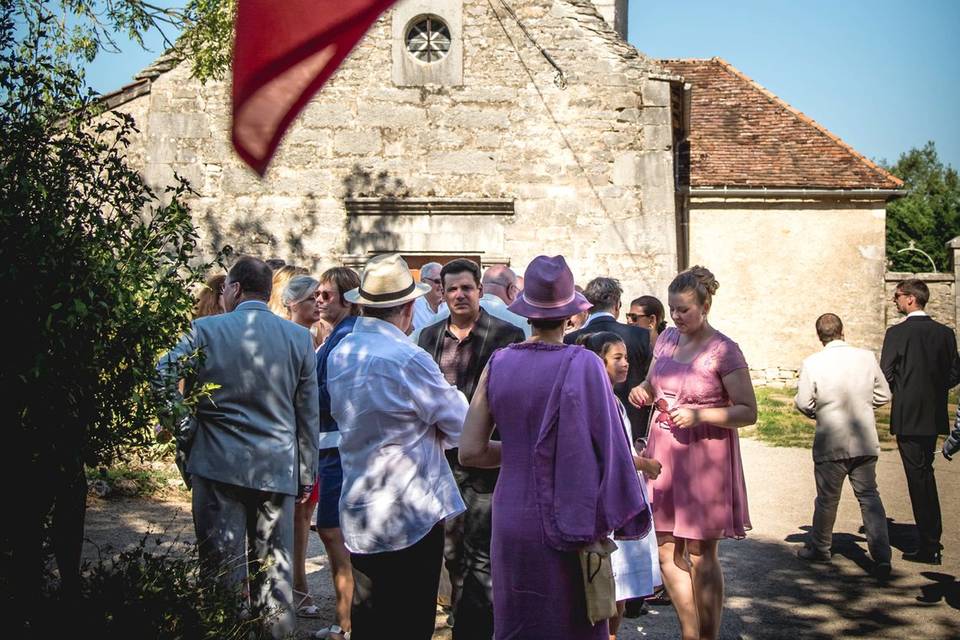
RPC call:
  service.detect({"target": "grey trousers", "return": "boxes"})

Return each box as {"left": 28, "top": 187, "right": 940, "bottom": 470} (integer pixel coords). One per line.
{"left": 192, "top": 475, "right": 296, "bottom": 638}
{"left": 810, "top": 456, "right": 891, "bottom": 563}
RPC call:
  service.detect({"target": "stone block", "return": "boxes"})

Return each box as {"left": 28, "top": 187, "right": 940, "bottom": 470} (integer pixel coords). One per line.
{"left": 640, "top": 79, "right": 671, "bottom": 108}
{"left": 333, "top": 129, "right": 383, "bottom": 156}
{"left": 639, "top": 105, "right": 669, "bottom": 127}
{"left": 357, "top": 103, "right": 426, "bottom": 128}
{"left": 147, "top": 111, "right": 210, "bottom": 139}
{"left": 439, "top": 107, "right": 511, "bottom": 129}
{"left": 642, "top": 124, "right": 673, "bottom": 151}
{"left": 427, "top": 150, "right": 497, "bottom": 175}
{"left": 638, "top": 151, "right": 671, "bottom": 188}
{"left": 612, "top": 153, "right": 639, "bottom": 187}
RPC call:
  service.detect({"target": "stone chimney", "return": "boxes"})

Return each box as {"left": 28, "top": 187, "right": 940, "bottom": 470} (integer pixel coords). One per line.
{"left": 591, "top": 0, "right": 628, "bottom": 40}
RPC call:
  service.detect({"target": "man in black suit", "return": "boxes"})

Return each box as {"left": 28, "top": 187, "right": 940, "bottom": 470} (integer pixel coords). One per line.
{"left": 880, "top": 278, "right": 960, "bottom": 564}
{"left": 564, "top": 277, "right": 653, "bottom": 440}
{"left": 418, "top": 258, "right": 524, "bottom": 640}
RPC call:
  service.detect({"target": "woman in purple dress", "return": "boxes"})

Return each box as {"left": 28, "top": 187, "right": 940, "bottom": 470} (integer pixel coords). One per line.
{"left": 629, "top": 266, "right": 757, "bottom": 640}
{"left": 460, "top": 255, "right": 651, "bottom": 640}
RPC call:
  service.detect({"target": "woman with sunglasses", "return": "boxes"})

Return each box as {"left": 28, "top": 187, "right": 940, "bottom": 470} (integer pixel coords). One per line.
{"left": 627, "top": 296, "right": 667, "bottom": 350}
{"left": 628, "top": 266, "right": 757, "bottom": 640}
{"left": 577, "top": 331, "right": 662, "bottom": 639}
{"left": 280, "top": 275, "right": 326, "bottom": 620}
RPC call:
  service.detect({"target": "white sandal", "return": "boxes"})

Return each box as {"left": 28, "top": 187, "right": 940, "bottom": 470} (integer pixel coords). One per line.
{"left": 294, "top": 590, "right": 323, "bottom": 618}
{"left": 313, "top": 624, "right": 350, "bottom": 639}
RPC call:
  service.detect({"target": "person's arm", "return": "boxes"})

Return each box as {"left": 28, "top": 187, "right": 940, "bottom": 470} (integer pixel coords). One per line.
{"left": 294, "top": 334, "right": 320, "bottom": 503}
{"left": 628, "top": 355, "right": 658, "bottom": 408}
{"left": 794, "top": 363, "right": 817, "bottom": 419}
{"left": 879, "top": 330, "right": 898, "bottom": 386}
{"left": 942, "top": 406, "right": 960, "bottom": 461}
{"left": 635, "top": 455, "right": 661, "bottom": 479}
{"left": 872, "top": 357, "right": 892, "bottom": 408}
{"left": 459, "top": 365, "right": 502, "bottom": 468}
{"left": 670, "top": 367, "right": 758, "bottom": 429}
{"left": 949, "top": 331, "right": 960, "bottom": 388}
{"left": 408, "top": 350, "right": 469, "bottom": 449}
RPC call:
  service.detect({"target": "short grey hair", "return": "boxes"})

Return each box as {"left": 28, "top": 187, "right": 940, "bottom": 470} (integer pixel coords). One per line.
{"left": 282, "top": 275, "right": 319, "bottom": 307}
{"left": 583, "top": 277, "right": 623, "bottom": 312}
{"left": 419, "top": 262, "right": 442, "bottom": 281}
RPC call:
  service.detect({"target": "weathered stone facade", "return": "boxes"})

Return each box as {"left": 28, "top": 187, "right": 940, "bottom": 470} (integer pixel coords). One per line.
{"left": 109, "top": 0, "right": 680, "bottom": 305}
{"left": 688, "top": 195, "right": 888, "bottom": 382}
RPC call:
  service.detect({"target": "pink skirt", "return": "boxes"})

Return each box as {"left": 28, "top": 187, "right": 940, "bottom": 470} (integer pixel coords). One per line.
{"left": 645, "top": 421, "right": 751, "bottom": 540}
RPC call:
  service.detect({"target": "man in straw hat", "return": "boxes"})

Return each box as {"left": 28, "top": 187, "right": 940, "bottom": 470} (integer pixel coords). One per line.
{"left": 325, "top": 253, "right": 469, "bottom": 640}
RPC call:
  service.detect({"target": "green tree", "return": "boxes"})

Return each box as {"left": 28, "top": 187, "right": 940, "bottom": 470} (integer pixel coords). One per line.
{"left": 0, "top": 1, "right": 221, "bottom": 627}
{"left": 884, "top": 141, "right": 960, "bottom": 273}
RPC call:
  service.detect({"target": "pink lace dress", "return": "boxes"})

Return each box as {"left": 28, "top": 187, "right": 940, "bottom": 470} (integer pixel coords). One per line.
{"left": 645, "top": 327, "right": 752, "bottom": 540}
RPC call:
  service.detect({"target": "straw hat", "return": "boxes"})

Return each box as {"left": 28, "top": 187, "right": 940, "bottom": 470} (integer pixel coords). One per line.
{"left": 344, "top": 253, "right": 431, "bottom": 308}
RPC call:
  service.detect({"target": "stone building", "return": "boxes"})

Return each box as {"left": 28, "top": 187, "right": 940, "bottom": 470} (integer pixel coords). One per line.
{"left": 104, "top": 0, "right": 683, "bottom": 302}
{"left": 659, "top": 58, "right": 902, "bottom": 385}
{"left": 101, "top": 1, "right": 908, "bottom": 379}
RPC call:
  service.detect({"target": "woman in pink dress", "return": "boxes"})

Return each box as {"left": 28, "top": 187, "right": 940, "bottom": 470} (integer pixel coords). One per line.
{"left": 629, "top": 266, "right": 757, "bottom": 640}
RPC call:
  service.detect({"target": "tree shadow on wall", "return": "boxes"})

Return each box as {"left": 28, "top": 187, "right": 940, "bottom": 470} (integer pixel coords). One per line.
{"left": 200, "top": 193, "right": 322, "bottom": 270}
{"left": 342, "top": 164, "right": 406, "bottom": 256}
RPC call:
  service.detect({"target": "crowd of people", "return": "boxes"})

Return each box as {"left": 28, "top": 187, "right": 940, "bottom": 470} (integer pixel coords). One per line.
{"left": 157, "top": 252, "right": 959, "bottom": 640}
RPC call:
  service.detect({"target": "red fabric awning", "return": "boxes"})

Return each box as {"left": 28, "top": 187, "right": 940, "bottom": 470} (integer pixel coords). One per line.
{"left": 232, "top": 0, "right": 397, "bottom": 176}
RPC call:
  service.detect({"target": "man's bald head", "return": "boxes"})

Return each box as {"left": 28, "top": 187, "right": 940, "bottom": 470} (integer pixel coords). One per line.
{"left": 482, "top": 265, "right": 518, "bottom": 304}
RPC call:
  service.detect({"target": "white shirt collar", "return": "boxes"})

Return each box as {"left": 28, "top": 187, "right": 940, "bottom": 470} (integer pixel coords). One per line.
{"left": 907, "top": 310, "right": 929, "bottom": 318}
{"left": 823, "top": 339, "right": 848, "bottom": 349}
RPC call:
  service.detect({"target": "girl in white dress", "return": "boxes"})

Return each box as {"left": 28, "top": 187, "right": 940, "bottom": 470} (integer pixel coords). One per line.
{"left": 577, "top": 331, "right": 662, "bottom": 638}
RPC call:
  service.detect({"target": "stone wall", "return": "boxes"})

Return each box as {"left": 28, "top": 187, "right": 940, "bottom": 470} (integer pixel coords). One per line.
{"left": 108, "top": 0, "right": 680, "bottom": 305}
{"left": 687, "top": 196, "right": 888, "bottom": 384}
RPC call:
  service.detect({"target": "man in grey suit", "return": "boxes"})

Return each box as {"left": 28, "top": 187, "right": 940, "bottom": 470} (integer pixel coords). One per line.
{"left": 157, "top": 256, "right": 320, "bottom": 637}
{"left": 794, "top": 313, "right": 892, "bottom": 577}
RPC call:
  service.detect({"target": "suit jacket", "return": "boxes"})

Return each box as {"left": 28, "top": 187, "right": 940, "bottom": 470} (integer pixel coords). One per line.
{"left": 564, "top": 316, "right": 652, "bottom": 439}
{"left": 418, "top": 307, "right": 525, "bottom": 402}
{"left": 794, "top": 340, "right": 891, "bottom": 462}
{"left": 880, "top": 314, "right": 960, "bottom": 436}
{"left": 157, "top": 300, "right": 320, "bottom": 495}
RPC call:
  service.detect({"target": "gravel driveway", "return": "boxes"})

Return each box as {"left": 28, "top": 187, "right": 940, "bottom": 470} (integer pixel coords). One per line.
{"left": 84, "top": 438, "right": 960, "bottom": 639}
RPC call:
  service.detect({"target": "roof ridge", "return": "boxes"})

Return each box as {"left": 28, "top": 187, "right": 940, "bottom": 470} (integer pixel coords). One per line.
{"left": 708, "top": 57, "right": 902, "bottom": 188}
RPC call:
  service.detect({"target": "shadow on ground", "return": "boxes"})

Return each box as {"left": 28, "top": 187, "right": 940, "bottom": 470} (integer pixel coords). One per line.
{"left": 710, "top": 523, "right": 959, "bottom": 640}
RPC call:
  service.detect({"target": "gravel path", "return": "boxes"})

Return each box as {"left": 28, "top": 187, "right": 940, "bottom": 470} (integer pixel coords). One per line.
{"left": 84, "top": 438, "right": 959, "bottom": 638}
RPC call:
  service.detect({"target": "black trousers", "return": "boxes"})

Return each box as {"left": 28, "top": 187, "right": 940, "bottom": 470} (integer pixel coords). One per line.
{"left": 443, "top": 452, "right": 497, "bottom": 640}
{"left": 351, "top": 522, "right": 444, "bottom": 640}
{"left": 896, "top": 435, "right": 943, "bottom": 552}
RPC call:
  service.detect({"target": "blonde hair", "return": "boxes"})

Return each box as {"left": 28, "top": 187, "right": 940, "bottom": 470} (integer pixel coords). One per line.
{"left": 668, "top": 265, "right": 719, "bottom": 306}
{"left": 268, "top": 265, "right": 308, "bottom": 317}
{"left": 283, "top": 275, "right": 319, "bottom": 312}
{"left": 193, "top": 274, "right": 226, "bottom": 319}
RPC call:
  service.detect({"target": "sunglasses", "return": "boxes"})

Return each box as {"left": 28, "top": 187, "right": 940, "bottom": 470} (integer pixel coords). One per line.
{"left": 653, "top": 398, "right": 676, "bottom": 429}
{"left": 626, "top": 312, "right": 653, "bottom": 322}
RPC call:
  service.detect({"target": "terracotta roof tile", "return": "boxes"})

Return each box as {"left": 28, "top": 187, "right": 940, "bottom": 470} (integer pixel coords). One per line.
{"left": 658, "top": 58, "right": 902, "bottom": 190}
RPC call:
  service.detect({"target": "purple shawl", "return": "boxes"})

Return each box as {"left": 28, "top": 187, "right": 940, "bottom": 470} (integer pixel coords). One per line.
{"left": 534, "top": 346, "right": 651, "bottom": 551}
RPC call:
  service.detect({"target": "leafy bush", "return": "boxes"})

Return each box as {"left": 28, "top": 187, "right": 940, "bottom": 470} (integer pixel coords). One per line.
{"left": 35, "top": 538, "right": 272, "bottom": 639}
{"left": 0, "top": 0, "right": 220, "bottom": 626}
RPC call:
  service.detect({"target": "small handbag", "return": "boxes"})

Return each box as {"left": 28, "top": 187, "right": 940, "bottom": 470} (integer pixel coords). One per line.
{"left": 578, "top": 538, "right": 619, "bottom": 624}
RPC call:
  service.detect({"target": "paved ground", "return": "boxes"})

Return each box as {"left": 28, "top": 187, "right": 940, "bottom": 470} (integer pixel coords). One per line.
{"left": 84, "top": 438, "right": 960, "bottom": 639}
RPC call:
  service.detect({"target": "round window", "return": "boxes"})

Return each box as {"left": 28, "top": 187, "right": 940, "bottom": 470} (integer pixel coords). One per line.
{"left": 405, "top": 16, "right": 451, "bottom": 63}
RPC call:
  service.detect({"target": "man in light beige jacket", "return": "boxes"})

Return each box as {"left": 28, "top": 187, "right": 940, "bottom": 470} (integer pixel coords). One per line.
{"left": 794, "top": 313, "right": 893, "bottom": 577}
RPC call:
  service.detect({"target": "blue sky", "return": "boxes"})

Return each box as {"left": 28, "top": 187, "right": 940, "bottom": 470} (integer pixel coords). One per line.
{"left": 84, "top": 0, "right": 959, "bottom": 170}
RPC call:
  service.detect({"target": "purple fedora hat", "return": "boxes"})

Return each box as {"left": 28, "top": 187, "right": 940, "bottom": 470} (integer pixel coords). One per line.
{"left": 507, "top": 255, "right": 592, "bottom": 320}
